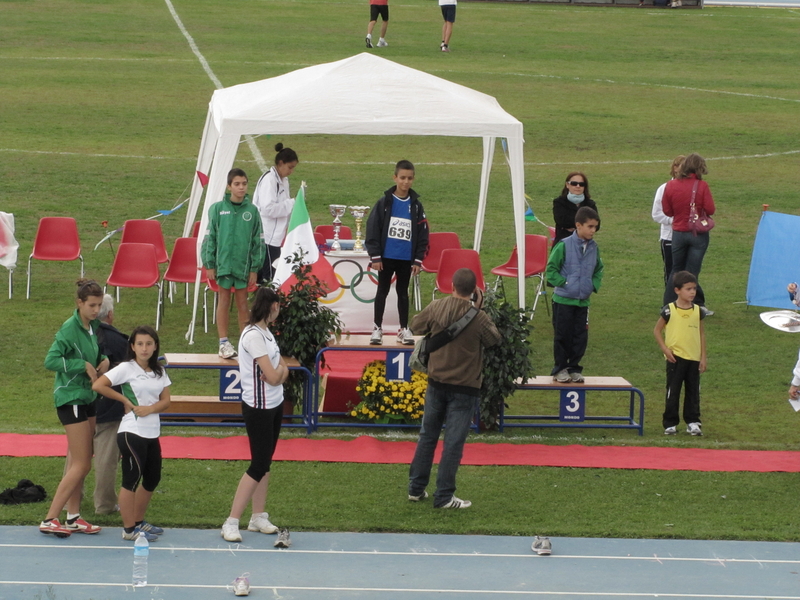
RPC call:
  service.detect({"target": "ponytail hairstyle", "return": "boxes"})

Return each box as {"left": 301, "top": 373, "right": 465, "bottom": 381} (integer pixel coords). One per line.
{"left": 249, "top": 287, "right": 281, "bottom": 326}
{"left": 126, "top": 325, "right": 163, "bottom": 377}
{"left": 76, "top": 279, "right": 103, "bottom": 302}
{"left": 274, "top": 143, "right": 298, "bottom": 166}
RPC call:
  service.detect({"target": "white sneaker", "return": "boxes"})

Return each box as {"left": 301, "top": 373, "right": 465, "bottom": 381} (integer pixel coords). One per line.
{"left": 221, "top": 518, "right": 242, "bottom": 542}
{"left": 219, "top": 340, "right": 237, "bottom": 359}
{"left": 687, "top": 422, "right": 703, "bottom": 436}
{"left": 569, "top": 371, "right": 585, "bottom": 383}
{"left": 377, "top": 38, "right": 388, "bottom": 47}
{"left": 247, "top": 512, "right": 278, "bottom": 534}
{"left": 531, "top": 536, "right": 552, "bottom": 555}
{"left": 408, "top": 490, "right": 428, "bottom": 502}
{"left": 398, "top": 328, "right": 415, "bottom": 345}
{"left": 274, "top": 527, "right": 291, "bottom": 548}
{"left": 365, "top": 35, "right": 373, "bottom": 49}
{"left": 437, "top": 495, "right": 471, "bottom": 509}
{"left": 230, "top": 572, "right": 250, "bottom": 596}
{"left": 553, "top": 369, "right": 571, "bottom": 383}
{"left": 370, "top": 326, "right": 383, "bottom": 345}
{"left": 664, "top": 426, "right": 677, "bottom": 435}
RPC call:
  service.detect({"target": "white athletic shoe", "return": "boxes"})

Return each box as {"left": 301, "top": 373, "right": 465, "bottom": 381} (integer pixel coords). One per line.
{"left": 687, "top": 422, "right": 703, "bottom": 436}
{"left": 230, "top": 572, "right": 250, "bottom": 596}
{"left": 274, "top": 527, "right": 291, "bottom": 548}
{"left": 377, "top": 38, "right": 388, "bottom": 47}
{"left": 531, "top": 536, "right": 552, "bottom": 555}
{"left": 219, "top": 340, "right": 237, "bottom": 359}
{"left": 664, "top": 426, "right": 677, "bottom": 435}
{"left": 398, "top": 328, "right": 415, "bottom": 345}
{"left": 248, "top": 512, "right": 278, "bottom": 534}
{"left": 553, "top": 369, "right": 571, "bottom": 383}
{"left": 221, "top": 518, "right": 242, "bottom": 542}
{"left": 370, "top": 326, "right": 383, "bottom": 345}
{"left": 408, "top": 490, "right": 428, "bottom": 502}
{"left": 437, "top": 495, "right": 471, "bottom": 509}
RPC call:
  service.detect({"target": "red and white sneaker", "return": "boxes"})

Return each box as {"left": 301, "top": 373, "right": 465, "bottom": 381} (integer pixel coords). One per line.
{"left": 39, "top": 518, "right": 72, "bottom": 538}
{"left": 65, "top": 516, "right": 102, "bottom": 534}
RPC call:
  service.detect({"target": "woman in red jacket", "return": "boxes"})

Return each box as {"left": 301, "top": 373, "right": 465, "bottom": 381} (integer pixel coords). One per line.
{"left": 662, "top": 153, "right": 715, "bottom": 308}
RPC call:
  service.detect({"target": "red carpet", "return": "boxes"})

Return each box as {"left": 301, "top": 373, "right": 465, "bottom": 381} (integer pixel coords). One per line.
{"left": 1, "top": 433, "right": 797, "bottom": 472}
{"left": 318, "top": 350, "right": 383, "bottom": 413}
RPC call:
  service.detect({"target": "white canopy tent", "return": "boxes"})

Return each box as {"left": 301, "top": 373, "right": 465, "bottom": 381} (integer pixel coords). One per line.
{"left": 183, "top": 52, "right": 527, "bottom": 343}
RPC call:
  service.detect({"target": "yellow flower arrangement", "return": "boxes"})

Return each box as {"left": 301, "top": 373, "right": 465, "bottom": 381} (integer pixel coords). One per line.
{"left": 350, "top": 360, "right": 428, "bottom": 424}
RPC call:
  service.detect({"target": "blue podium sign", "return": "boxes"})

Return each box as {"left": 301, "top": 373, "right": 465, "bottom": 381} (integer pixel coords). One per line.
{"left": 220, "top": 366, "right": 242, "bottom": 402}
{"left": 386, "top": 351, "right": 411, "bottom": 382}
{"left": 559, "top": 389, "right": 585, "bottom": 422}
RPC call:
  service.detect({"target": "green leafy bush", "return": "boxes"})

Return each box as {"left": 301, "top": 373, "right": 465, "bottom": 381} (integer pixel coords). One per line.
{"left": 480, "top": 287, "right": 535, "bottom": 429}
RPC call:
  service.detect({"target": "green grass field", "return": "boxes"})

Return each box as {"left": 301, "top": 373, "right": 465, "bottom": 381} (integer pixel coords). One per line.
{"left": 1, "top": 0, "right": 799, "bottom": 540}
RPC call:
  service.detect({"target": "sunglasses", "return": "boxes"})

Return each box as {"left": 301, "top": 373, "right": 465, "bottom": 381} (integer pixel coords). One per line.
{"left": 567, "top": 181, "right": 586, "bottom": 187}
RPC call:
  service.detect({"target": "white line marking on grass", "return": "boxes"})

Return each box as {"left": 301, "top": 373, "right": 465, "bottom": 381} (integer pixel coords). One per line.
{"left": 162, "top": 0, "right": 267, "bottom": 172}
{"left": 1, "top": 581, "right": 799, "bottom": 598}
{"left": 3, "top": 543, "right": 799, "bottom": 565}
{"left": 447, "top": 70, "right": 800, "bottom": 104}
{"left": 2, "top": 147, "right": 799, "bottom": 167}
{"left": 0, "top": 148, "right": 187, "bottom": 160}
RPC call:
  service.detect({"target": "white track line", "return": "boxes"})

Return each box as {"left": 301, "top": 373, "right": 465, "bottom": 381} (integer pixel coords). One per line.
{"left": 162, "top": 0, "right": 266, "bottom": 172}
{"left": 0, "top": 581, "right": 798, "bottom": 598}
{"left": 2, "top": 543, "right": 799, "bottom": 564}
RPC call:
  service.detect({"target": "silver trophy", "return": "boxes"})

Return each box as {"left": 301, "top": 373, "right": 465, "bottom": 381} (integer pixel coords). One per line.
{"left": 328, "top": 204, "right": 348, "bottom": 251}
{"left": 349, "top": 206, "right": 371, "bottom": 252}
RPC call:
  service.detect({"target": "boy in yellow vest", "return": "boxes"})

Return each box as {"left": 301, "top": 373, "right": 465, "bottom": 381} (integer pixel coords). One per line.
{"left": 654, "top": 270, "right": 709, "bottom": 436}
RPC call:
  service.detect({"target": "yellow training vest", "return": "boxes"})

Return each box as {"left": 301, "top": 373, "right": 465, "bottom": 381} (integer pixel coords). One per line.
{"left": 664, "top": 302, "right": 701, "bottom": 361}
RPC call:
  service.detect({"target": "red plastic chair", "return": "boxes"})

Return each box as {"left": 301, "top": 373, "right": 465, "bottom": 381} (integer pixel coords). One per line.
{"left": 314, "top": 232, "right": 326, "bottom": 248}
{"left": 314, "top": 225, "right": 352, "bottom": 240}
{"left": 106, "top": 243, "right": 163, "bottom": 328}
{"left": 120, "top": 219, "right": 169, "bottom": 264}
{"left": 413, "top": 232, "right": 461, "bottom": 310}
{"left": 163, "top": 237, "right": 201, "bottom": 304}
{"left": 201, "top": 267, "right": 259, "bottom": 334}
{"left": 190, "top": 220, "right": 201, "bottom": 238}
{"left": 433, "top": 249, "right": 485, "bottom": 299}
{"left": 27, "top": 217, "right": 84, "bottom": 299}
{"left": 490, "top": 234, "right": 550, "bottom": 317}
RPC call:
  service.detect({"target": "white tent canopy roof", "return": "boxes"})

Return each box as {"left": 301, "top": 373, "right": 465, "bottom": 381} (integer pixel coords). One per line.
{"left": 208, "top": 52, "right": 523, "bottom": 138}
{"left": 184, "top": 53, "right": 527, "bottom": 343}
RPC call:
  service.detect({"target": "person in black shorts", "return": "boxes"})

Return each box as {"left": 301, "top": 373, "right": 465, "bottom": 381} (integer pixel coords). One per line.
{"left": 40, "top": 279, "right": 109, "bottom": 538}
{"left": 366, "top": 0, "right": 390, "bottom": 48}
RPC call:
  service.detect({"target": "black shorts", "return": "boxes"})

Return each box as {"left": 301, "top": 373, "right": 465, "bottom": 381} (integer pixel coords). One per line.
{"left": 242, "top": 402, "right": 283, "bottom": 482}
{"left": 441, "top": 5, "right": 456, "bottom": 22}
{"left": 118, "top": 432, "right": 162, "bottom": 492}
{"left": 57, "top": 402, "right": 97, "bottom": 426}
{"left": 370, "top": 5, "right": 389, "bottom": 21}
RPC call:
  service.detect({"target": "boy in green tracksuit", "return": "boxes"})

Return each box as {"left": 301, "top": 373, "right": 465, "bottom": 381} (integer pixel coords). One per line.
{"left": 202, "top": 168, "right": 265, "bottom": 359}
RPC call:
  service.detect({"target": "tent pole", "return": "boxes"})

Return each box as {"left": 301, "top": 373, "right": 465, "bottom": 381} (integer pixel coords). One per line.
{"left": 474, "top": 136, "right": 495, "bottom": 252}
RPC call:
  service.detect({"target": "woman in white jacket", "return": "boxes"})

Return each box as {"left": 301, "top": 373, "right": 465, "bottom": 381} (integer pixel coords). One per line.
{"left": 651, "top": 155, "right": 684, "bottom": 286}
{"left": 252, "top": 143, "right": 298, "bottom": 283}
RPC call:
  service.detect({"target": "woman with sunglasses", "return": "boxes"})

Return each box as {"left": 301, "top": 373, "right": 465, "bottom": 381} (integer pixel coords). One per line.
{"left": 552, "top": 173, "right": 600, "bottom": 244}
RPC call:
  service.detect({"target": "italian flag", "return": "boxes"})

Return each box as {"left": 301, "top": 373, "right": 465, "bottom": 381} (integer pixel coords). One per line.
{"left": 273, "top": 183, "right": 318, "bottom": 287}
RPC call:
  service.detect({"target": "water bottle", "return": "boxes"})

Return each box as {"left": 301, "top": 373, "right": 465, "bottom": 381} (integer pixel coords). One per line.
{"left": 132, "top": 532, "right": 149, "bottom": 587}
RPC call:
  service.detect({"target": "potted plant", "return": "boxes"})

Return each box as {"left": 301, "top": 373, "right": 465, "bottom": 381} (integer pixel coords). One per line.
{"left": 479, "top": 286, "right": 535, "bottom": 430}
{"left": 271, "top": 255, "right": 343, "bottom": 414}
